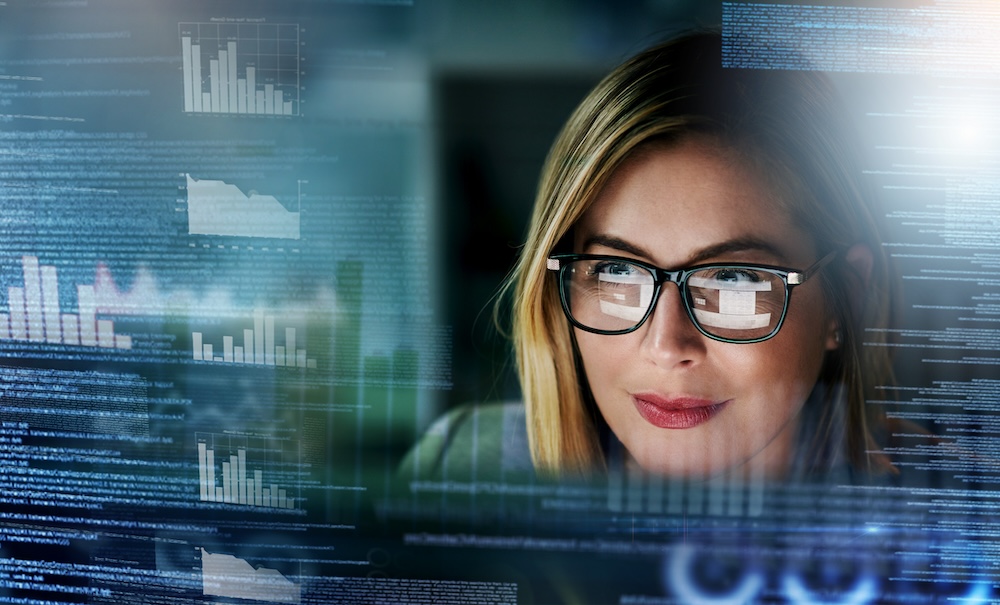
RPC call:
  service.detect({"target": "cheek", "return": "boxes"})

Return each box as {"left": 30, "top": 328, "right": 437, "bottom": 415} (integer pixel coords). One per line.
{"left": 742, "top": 311, "right": 830, "bottom": 397}
{"left": 573, "top": 330, "right": 631, "bottom": 395}
{"left": 575, "top": 330, "right": 614, "bottom": 374}
{"left": 716, "top": 340, "right": 822, "bottom": 449}
{"left": 713, "top": 346, "right": 798, "bottom": 405}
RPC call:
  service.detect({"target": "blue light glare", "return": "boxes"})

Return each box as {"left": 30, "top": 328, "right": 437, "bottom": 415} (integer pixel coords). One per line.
{"left": 666, "top": 544, "right": 765, "bottom": 605}
{"left": 781, "top": 573, "right": 877, "bottom": 605}
{"left": 661, "top": 541, "right": 996, "bottom": 604}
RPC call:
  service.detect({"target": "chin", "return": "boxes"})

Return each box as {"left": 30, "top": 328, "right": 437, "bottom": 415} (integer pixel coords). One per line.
{"left": 627, "top": 443, "right": 782, "bottom": 482}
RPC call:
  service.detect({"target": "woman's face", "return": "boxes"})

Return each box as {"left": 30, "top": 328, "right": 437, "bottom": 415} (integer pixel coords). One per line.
{"left": 572, "top": 140, "right": 838, "bottom": 479}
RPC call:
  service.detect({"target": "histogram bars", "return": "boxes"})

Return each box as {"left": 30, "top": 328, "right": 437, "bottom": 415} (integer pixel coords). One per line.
{"left": 1, "top": 256, "right": 131, "bottom": 349}
{"left": 197, "top": 436, "right": 297, "bottom": 509}
{"left": 180, "top": 22, "right": 300, "bottom": 116}
{"left": 192, "top": 308, "right": 316, "bottom": 368}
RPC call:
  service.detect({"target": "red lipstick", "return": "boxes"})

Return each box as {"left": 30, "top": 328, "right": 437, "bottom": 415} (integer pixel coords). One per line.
{"left": 632, "top": 393, "right": 727, "bottom": 429}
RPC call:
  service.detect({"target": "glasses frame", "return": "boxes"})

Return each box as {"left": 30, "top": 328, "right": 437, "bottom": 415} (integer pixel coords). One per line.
{"left": 546, "top": 249, "right": 840, "bottom": 344}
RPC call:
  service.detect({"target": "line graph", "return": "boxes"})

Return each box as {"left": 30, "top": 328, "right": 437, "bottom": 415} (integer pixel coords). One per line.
{"left": 185, "top": 174, "right": 301, "bottom": 239}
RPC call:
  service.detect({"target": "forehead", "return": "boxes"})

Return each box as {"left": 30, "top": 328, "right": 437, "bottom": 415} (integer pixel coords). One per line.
{"left": 574, "top": 140, "right": 813, "bottom": 265}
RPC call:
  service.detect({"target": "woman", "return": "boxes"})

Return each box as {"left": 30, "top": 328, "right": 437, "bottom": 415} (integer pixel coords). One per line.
{"left": 398, "top": 30, "right": 898, "bottom": 485}
{"left": 508, "top": 30, "right": 897, "bottom": 481}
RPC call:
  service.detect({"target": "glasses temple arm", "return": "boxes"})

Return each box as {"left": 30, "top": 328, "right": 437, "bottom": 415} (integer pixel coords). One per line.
{"left": 787, "top": 249, "right": 841, "bottom": 285}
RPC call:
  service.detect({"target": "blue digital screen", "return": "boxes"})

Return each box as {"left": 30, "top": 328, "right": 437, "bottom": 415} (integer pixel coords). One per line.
{"left": 1, "top": 1, "right": 999, "bottom": 603}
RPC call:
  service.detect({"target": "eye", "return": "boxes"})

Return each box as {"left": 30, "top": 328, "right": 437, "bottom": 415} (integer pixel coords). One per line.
{"left": 591, "top": 260, "right": 642, "bottom": 277}
{"left": 710, "top": 267, "right": 764, "bottom": 283}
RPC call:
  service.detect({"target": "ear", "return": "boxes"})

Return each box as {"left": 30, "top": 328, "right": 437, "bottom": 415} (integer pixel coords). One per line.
{"left": 824, "top": 318, "right": 840, "bottom": 351}
{"left": 825, "top": 243, "right": 874, "bottom": 351}
{"left": 843, "top": 243, "right": 874, "bottom": 290}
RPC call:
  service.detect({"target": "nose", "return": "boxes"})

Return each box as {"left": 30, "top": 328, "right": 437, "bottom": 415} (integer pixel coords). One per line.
{"left": 639, "top": 283, "right": 708, "bottom": 368}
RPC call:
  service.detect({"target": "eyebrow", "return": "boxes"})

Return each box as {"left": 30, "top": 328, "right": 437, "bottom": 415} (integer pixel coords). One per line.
{"left": 580, "top": 234, "right": 790, "bottom": 267}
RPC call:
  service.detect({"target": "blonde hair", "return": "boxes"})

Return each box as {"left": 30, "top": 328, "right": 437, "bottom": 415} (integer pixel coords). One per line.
{"left": 505, "top": 31, "right": 896, "bottom": 478}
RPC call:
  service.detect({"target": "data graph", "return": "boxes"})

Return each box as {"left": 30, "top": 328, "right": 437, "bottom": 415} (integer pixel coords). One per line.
{"left": 180, "top": 22, "right": 301, "bottom": 116}
{"left": 185, "top": 174, "right": 301, "bottom": 240}
{"left": 1, "top": 256, "right": 132, "bottom": 349}
{"left": 192, "top": 308, "right": 316, "bottom": 368}
{"left": 200, "top": 548, "right": 300, "bottom": 603}
{"left": 197, "top": 433, "right": 300, "bottom": 509}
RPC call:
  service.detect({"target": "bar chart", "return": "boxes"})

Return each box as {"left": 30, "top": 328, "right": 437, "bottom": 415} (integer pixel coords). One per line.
{"left": 179, "top": 22, "right": 301, "bottom": 116}
{"left": 1, "top": 256, "right": 132, "bottom": 349}
{"left": 197, "top": 433, "right": 299, "bottom": 509}
{"left": 192, "top": 308, "right": 316, "bottom": 368}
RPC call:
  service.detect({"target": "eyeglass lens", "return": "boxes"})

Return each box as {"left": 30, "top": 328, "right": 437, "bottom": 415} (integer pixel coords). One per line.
{"left": 562, "top": 258, "right": 788, "bottom": 341}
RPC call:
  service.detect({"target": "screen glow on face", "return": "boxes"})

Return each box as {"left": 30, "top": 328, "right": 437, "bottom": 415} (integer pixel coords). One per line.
{"left": 555, "top": 255, "right": 800, "bottom": 343}
{"left": 688, "top": 273, "right": 773, "bottom": 330}
{"left": 596, "top": 269, "right": 654, "bottom": 323}
{"left": 569, "top": 140, "right": 835, "bottom": 479}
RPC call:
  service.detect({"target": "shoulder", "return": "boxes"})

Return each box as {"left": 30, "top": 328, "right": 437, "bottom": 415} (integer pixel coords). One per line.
{"left": 396, "top": 401, "right": 534, "bottom": 482}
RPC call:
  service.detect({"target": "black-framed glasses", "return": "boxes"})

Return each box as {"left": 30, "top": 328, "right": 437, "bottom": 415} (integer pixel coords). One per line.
{"left": 546, "top": 250, "right": 839, "bottom": 344}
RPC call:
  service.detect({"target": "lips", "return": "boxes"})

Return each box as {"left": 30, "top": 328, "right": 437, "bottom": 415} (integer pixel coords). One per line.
{"left": 632, "top": 393, "right": 727, "bottom": 429}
